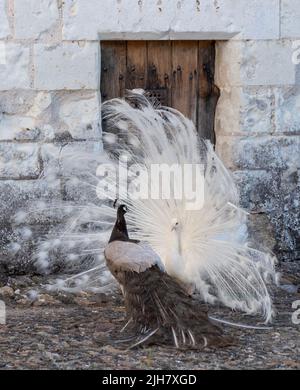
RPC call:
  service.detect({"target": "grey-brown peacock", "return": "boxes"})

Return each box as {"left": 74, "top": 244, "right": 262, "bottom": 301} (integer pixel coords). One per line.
{"left": 104, "top": 204, "right": 232, "bottom": 349}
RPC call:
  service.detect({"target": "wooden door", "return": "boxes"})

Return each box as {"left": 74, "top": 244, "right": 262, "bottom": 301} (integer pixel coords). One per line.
{"left": 101, "top": 41, "right": 219, "bottom": 143}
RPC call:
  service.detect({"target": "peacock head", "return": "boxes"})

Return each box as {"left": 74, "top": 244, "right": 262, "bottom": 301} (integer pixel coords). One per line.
{"left": 117, "top": 204, "right": 128, "bottom": 217}
{"left": 171, "top": 218, "right": 180, "bottom": 231}
{"left": 113, "top": 199, "right": 128, "bottom": 217}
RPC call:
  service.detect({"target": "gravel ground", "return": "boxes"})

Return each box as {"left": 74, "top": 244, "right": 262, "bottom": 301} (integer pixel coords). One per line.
{"left": 0, "top": 262, "right": 299, "bottom": 370}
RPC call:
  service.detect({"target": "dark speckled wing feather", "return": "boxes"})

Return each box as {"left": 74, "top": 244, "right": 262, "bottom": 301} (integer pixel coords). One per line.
{"left": 113, "top": 264, "right": 232, "bottom": 349}
{"left": 105, "top": 205, "right": 232, "bottom": 349}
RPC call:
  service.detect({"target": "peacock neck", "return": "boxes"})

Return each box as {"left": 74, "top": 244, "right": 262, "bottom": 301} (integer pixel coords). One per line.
{"left": 108, "top": 213, "right": 129, "bottom": 243}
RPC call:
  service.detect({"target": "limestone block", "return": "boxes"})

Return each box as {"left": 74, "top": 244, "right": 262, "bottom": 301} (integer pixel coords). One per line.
{"left": 216, "top": 40, "right": 297, "bottom": 87}
{"left": 275, "top": 86, "right": 300, "bottom": 134}
{"left": 34, "top": 42, "right": 99, "bottom": 90}
{"left": 0, "top": 91, "right": 54, "bottom": 141}
{"left": 0, "top": 0, "right": 10, "bottom": 38}
{"left": 57, "top": 91, "right": 101, "bottom": 139}
{"left": 281, "top": 0, "right": 300, "bottom": 38}
{"left": 0, "top": 44, "right": 30, "bottom": 90}
{"left": 62, "top": 0, "right": 279, "bottom": 40}
{"left": 14, "top": 0, "right": 60, "bottom": 40}
{"left": 217, "top": 135, "right": 300, "bottom": 170}
{"left": 0, "top": 179, "right": 61, "bottom": 224}
{"left": 0, "top": 91, "right": 101, "bottom": 141}
{"left": 233, "top": 169, "right": 279, "bottom": 211}
{"left": 216, "top": 86, "right": 275, "bottom": 135}
{"left": 0, "top": 143, "right": 40, "bottom": 179}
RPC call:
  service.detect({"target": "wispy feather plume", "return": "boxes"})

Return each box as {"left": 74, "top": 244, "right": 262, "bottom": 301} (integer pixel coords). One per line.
{"left": 101, "top": 90, "right": 277, "bottom": 322}
{"left": 20, "top": 90, "right": 277, "bottom": 321}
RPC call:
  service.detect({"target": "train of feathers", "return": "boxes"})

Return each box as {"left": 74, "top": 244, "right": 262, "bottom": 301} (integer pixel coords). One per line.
{"left": 12, "top": 90, "right": 279, "bottom": 348}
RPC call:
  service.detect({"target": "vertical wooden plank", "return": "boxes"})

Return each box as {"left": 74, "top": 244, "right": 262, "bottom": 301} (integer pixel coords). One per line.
{"left": 197, "top": 41, "right": 220, "bottom": 144}
{"left": 126, "top": 41, "right": 147, "bottom": 90}
{"left": 171, "top": 41, "right": 198, "bottom": 123}
{"left": 101, "top": 40, "right": 218, "bottom": 143}
{"left": 100, "top": 41, "right": 126, "bottom": 101}
{"left": 147, "top": 41, "right": 171, "bottom": 104}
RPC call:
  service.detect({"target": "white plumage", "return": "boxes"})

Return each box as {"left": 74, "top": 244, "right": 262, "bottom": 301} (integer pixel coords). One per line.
{"left": 105, "top": 241, "right": 164, "bottom": 274}
{"left": 100, "top": 90, "right": 277, "bottom": 322}
{"left": 33, "top": 90, "right": 277, "bottom": 322}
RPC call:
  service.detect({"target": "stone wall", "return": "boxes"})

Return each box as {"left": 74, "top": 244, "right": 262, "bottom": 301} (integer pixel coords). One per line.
{"left": 0, "top": 0, "right": 299, "bottom": 272}
{"left": 215, "top": 33, "right": 300, "bottom": 260}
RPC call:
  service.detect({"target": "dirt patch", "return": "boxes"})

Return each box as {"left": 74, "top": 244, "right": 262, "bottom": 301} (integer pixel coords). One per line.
{"left": 0, "top": 263, "right": 299, "bottom": 370}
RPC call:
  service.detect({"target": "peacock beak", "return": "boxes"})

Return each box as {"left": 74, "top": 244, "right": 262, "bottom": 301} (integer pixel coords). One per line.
{"left": 171, "top": 222, "right": 179, "bottom": 231}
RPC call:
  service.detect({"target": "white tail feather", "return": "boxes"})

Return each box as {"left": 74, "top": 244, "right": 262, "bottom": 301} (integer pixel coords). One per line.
{"left": 208, "top": 316, "right": 273, "bottom": 330}
{"left": 101, "top": 91, "right": 277, "bottom": 322}
{"left": 25, "top": 90, "right": 277, "bottom": 321}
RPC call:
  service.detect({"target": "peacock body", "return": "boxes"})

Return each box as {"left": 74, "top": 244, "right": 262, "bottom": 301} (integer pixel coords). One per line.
{"left": 32, "top": 90, "right": 277, "bottom": 324}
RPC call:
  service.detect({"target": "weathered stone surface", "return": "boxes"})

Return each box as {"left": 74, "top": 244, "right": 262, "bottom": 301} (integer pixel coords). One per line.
{"left": 215, "top": 41, "right": 242, "bottom": 87}
{"left": 0, "top": 90, "right": 38, "bottom": 115}
{"left": 247, "top": 213, "right": 277, "bottom": 254}
{"left": 0, "top": 44, "right": 30, "bottom": 90}
{"left": 237, "top": 87, "right": 275, "bottom": 133}
{"left": 14, "top": 0, "right": 60, "bottom": 40}
{"left": 41, "top": 140, "right": 103, "bottom": 201}
{"left": 216, "top": 86, "right": 275, "bottom": 135}
{"left": 216, "top": 40, "right": 297, "bottom": 87}
{"left": 240, "top": 39, "right": 297, "bottom": 86}
{"left": 63, "top": 0, "right": 279, "bottom": 40}
{"left": 0, "top": 0, "right": 298, "bottom": 269}
{"left": 0, "top": 286, "right": 14, "bottom": 298}
{"left": 40, "top": 143, "right": 62, "bottom": 179}
{"left": 0, "top": 0, "right": 10, "bottom": 38}
{"left": 0, "top": 179, "right": 60, "bottom": 224}
{"left": 0, "top": 143, "right": 40, "bottom": 179}
{"left": 217, "top": 135, "right": 300, "bottom": 170}
{"left": 217, "top": 136, "right": 300, "bottom": 258}
{"left": 281, "top": 0, "right": 300, "bottom": 38}
{"left": 0, "top": 115, "right": 37, "bottom": 141}
{"left": 34, "top": 43, "right": 100, "bottom": 90}
{"left": 0, "top": 141, "right": 103, "bottom": 274}
{"left": 0, "top": 178, "right": 62, "bottom": 273}
{"left": 63, "top": 176, "right": 101, "bottom": 203}
{"left": 233, "top": 170, "right": 279, "bottom": 212}
{"left": 233, "top": 168, "right": 299, "bottom": 259}
{"left": 55, "top": 91, "right": 101, "bottom": 140}
{"left": 275, "top": 86, "right": 300, "bottom": 134}
{"left": 228, "top": 0, "right": 280, "bottom": 40}
{"left": 63, "top": 0, "right": 175, "bottom": 40}
{"left": 59, "top": 140, "right": 103, "bottom": 167}
{"left": 276, "top": 169, "right": 300, "bottom": 256}
{"left": 0, "top": 90, "right": 101, "bottom": 141}
{"left": 41, "top": 140, "right": 103, "bottom": 207}
{"left": 0, "top": 91, "right": 53, "bottom": 141}
{"left": 41, "top": 140, "right": 103, "bottom": 177}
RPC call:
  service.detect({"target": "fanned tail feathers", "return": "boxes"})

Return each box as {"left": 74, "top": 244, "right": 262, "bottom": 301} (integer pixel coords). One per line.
{"left": 23, "top": 89, "right": 277, "bottom": 322}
